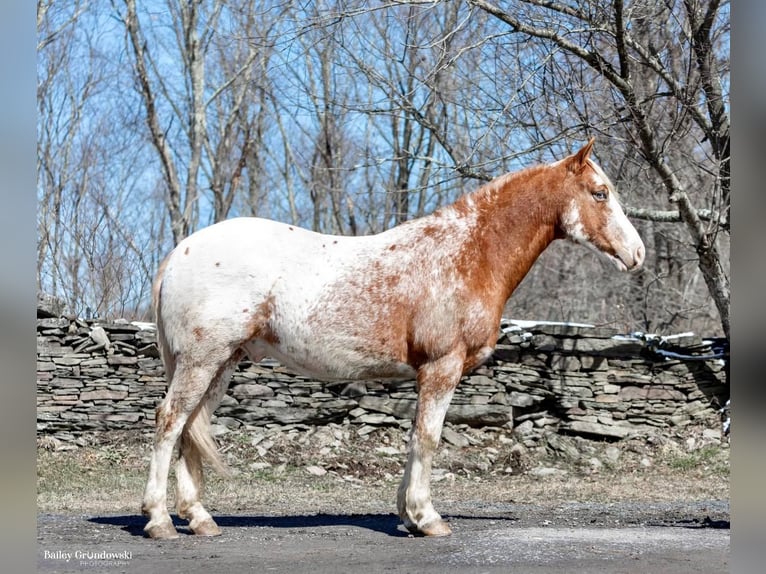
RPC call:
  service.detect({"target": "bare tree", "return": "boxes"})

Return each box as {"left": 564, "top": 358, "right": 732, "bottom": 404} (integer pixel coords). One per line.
{"left": 462, "top": 0, "right": 729, "bottom": 336}
{"left": 38, "top": 0, "right": 728, "bottom": 335}
{"left": 116, "top": 0, "right": 277, "bottom": 243}
{"left": 38, "top": 0, "right": 160, "bottom": 319}
{"left": 332, "top": 2, "right": 487, "bottom": 229}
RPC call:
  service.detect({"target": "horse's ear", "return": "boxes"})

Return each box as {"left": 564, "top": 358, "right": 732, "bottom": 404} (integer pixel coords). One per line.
{"left": 569, "top": 137, "right": 596, "bottom": 172}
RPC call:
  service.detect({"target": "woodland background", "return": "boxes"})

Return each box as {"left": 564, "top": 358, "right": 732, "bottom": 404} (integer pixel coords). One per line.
{"left": 36, "top": 0, "right": 729, "bottom": 337}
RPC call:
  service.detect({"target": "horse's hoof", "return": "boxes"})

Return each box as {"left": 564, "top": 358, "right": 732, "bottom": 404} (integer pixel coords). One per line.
{"left": 190, "top": 518, "right": 222, "bottom": 537}
{"left": 145, "top": 521, "right": 179, "bottom": 540}
{"left": 419, "top": 519, "right": 453, "bottom": 537}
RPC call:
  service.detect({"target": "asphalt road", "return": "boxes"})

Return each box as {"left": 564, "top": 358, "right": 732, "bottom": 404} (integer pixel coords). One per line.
{"left": 37, "top": 500, "right": 728, "bottom": 573}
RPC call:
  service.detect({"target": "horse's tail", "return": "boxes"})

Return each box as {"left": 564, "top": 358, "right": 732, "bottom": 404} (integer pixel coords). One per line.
{"left": 182, "top": 401, "right": 230, "bottom": 476}
{"left": 152, "top": 251, "right": 175, "bottom": 384}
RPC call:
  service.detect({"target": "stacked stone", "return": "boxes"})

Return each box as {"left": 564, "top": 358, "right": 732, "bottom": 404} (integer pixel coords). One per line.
{"left": 37, "top": 317, "right": 164, "bottom": 439}
{"left": 36, "top": 315, "right": 728, "bottom": 442}
{"left": 488, "top": 322, "right": 728, "bottom": 441}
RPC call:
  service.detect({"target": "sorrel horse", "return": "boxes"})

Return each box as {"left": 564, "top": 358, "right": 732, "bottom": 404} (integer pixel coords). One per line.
{"left": 141, "top": 139, "right": 644, "bottom": 539}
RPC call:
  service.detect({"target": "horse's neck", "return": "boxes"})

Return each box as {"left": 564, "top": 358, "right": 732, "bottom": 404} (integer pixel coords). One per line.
{"left": 458, "top": 168, "right": 561, "bottom": 306}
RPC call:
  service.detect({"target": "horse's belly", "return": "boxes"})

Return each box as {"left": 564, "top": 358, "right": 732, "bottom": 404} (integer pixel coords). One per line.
{"left": 242, "top": 335, "right": 417, "bottom": 382}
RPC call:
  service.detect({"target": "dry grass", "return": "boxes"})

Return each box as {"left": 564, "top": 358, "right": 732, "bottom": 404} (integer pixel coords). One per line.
{"left": 37, "top": 423, "right": 729, "bottom": 516}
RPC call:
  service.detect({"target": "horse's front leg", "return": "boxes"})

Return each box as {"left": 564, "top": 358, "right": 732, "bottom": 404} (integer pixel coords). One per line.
{"left": 397, "top": 351, "right": 464, "bottom": 537}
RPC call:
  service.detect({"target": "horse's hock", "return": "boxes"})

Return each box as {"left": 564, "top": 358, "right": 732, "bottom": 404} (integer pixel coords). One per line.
{"left": 36, "top": 308, "right": 729, "bottom": 443}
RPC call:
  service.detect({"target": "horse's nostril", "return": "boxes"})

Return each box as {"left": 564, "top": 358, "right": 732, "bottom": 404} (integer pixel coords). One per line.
{"left": 635, "top": 244, "right": 645, "bottom": 266}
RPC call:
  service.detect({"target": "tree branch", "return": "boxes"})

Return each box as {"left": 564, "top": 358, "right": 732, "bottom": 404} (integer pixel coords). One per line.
{"left": 121, "top": 0, "right": 185, "bottom": 244}
{"left": 625, "top": 206, "right": 728, "bottom": 229}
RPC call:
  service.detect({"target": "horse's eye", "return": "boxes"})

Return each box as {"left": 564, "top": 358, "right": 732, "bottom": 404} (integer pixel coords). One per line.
{"left": 592, "top": 190, "right": 608, "bottom": 202}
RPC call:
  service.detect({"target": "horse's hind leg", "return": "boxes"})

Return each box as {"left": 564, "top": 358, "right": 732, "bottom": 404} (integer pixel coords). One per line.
{"left": 141, "top": 352, "right": 233, "bottom": 539}
{"left": 397, "top": 352, "right": 463, "bottom": 537}
{"left": 174, "top": 353, "right": 241, "bottom": 536}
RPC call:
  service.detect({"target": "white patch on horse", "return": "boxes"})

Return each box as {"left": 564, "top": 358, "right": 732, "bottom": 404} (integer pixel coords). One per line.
{"left": 561, "top": 199, "right": 589, "bottom": 243}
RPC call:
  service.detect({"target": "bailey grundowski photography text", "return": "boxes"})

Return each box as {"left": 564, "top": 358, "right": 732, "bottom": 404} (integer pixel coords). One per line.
{"left": 42, "top": 549, "right": 133, "bottom": 566}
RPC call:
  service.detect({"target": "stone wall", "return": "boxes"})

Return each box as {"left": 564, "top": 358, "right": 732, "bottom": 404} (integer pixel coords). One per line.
{"left": 37, "top": 315, "right": 728, "bottom": 442}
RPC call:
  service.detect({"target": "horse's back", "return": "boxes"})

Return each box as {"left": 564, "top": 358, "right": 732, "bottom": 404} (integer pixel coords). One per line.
{"left": 172, "top": 216, "right": 346, "bottom": 264}
{"left": 163, "top": 217, "right": 352, "bottom": 289}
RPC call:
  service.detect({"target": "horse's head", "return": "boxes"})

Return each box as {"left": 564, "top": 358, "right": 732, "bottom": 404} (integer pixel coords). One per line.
{"left": 555, "top": 138, "right": 645, "bottom": 272}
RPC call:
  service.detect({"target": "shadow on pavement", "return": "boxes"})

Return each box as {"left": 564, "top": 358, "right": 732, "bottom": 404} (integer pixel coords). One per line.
{"left": 89, "top": 512, "right": 410, "bottom": 538}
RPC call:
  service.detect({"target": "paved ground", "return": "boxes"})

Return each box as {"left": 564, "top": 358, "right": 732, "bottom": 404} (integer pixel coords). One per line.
{"left": 37, "top": 500, "right": 729, "bottom": 573}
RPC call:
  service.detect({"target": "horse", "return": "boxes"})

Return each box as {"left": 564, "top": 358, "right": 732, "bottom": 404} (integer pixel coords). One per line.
{"left": 141, "top": 138, "right": 645, "bottom": 539}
